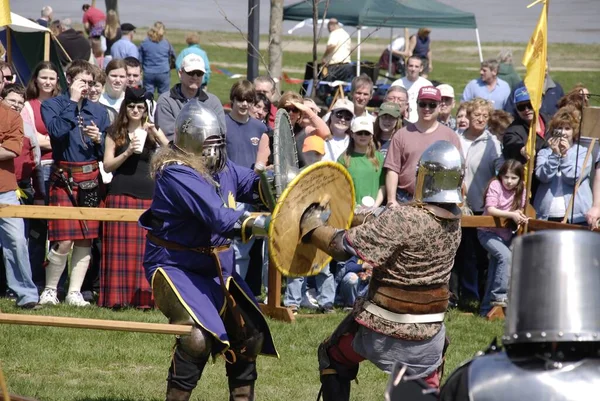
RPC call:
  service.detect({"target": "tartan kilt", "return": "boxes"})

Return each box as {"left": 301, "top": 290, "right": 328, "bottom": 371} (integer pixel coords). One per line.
{"left": 48, "top": 167, "right": 101, "bottom": 242}
{"left": 99, "top": 194, "right": 154, "bottom": 308}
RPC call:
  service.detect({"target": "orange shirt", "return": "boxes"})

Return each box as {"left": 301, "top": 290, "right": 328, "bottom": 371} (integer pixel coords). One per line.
{"left": 0, "top": 104, "right": 24, "bottom": 192}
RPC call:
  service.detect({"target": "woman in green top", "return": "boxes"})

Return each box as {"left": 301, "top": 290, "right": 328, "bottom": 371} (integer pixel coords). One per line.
{"left": 338, "top": 116, "right": 385, "bottom": 207}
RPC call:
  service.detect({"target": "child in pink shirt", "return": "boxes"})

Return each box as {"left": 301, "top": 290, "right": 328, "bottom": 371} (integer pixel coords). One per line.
{"left": 477, "top": 159, "right": 528, "bottom": 316}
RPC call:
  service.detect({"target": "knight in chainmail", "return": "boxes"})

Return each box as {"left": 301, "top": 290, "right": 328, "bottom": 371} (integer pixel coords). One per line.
{"left": 299, "top": 140, "right": 465, "bottom": 400}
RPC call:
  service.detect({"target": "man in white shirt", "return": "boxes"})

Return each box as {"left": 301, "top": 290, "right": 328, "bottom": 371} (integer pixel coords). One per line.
{"left": 391, "top": 56, "right": 432, "bottom": 123}
{"left": 322, "top": 18, "right": 351, "bottom": 65}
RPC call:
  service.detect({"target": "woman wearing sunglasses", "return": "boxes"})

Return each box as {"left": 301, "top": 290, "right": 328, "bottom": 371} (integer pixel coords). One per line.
{"left": 100, "top": 86, "right": 168, "bottom": 309}
{"left": 323, "top": 98, "right": 354, "bottom": 162}
{"left": 502, "top": 86, "right": 550, "bottom": 166}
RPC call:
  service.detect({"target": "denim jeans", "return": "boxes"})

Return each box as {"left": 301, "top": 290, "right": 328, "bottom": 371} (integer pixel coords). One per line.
{"left": 0, "top": 190, "right": 39, "bottom": 305}
{"left": 233, "top": 203, "right": 256, "bottom": 279}
{"left": 477, "top": 229, "right": 512, "bottom": 316}
{"left": 144, "top": 71, "right": 171, "bottom": 96}
{"left": 335, "top": 263, "right": 369, "bottom": 307}
{"left": 284, "top": 264, "right": 336, "bottom": 308}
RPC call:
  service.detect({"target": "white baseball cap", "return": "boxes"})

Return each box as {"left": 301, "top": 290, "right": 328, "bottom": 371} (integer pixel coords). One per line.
{"left": 351, "top": 116, "right": 374, "bottom": 135}
{"left": 436, "top": 84, "right": 455, "bottom": 98}
{"left": 181, "top": 54, "right": 206, "bottom": 73}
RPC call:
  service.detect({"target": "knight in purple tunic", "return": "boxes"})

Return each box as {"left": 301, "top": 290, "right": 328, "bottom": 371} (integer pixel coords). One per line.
{"left": 138, "top": 100, "right": 276, "bottom": 401}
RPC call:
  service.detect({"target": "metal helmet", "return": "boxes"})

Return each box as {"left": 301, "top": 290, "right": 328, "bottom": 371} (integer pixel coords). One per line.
{"left": 174, "top": 99, "right": 226, "bottom": 173}
{"left": 413, "top": 140, "right": 464, "bottom": 204}
{"left": 503, "top": 230, "right": 600, "bottom": 345}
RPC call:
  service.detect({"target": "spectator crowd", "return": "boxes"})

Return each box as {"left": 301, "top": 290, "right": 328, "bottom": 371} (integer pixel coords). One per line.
{"left": 0, "top": 5, "right": 594, "bottom": 319}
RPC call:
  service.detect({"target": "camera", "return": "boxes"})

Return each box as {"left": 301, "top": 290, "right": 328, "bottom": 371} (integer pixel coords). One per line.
{"left": 552, "top": 129, "right": 565, "bottom": 138}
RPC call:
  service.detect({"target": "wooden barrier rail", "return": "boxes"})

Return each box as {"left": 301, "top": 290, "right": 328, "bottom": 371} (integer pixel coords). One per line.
{"left": 0, "top": 204, "right": 593, "bottom": 324}
{"left": 0, "top": 204, "right": 513, "bottom": 227}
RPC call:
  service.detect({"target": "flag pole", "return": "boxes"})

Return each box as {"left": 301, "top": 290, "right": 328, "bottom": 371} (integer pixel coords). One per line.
{"left": 522, "top": 0, "right": 549, "bottom": 232}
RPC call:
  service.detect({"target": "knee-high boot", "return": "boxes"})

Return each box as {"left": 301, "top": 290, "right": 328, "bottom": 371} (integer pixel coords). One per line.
{"left": 166, "top": 347, "right": 208, "bottom": 401}
{"left": 226, "top": 359, "right": 257, "bottom": 401}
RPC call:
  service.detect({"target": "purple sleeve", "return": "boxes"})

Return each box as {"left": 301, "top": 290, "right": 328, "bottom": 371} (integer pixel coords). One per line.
{"left": 161, "top": 165, "right": 244, "bottom": 235}
{"left": 231, "top": 162, "right": 260, "bottom": 204}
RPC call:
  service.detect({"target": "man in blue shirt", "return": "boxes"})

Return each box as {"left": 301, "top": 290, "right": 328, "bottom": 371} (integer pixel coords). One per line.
{"left": 110, "top": 23, "right": 139, "bottom": 60}
{"left": 39, "top": 61, "right": 110, "bottom": 308}
{"left": 461, "top": 59, "right": 511, "bottom": 110}
{"left": 225, "top": 80, "right": 268, "bottom": 281}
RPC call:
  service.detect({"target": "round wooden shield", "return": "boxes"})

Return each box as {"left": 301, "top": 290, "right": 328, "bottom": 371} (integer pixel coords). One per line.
{"left": 268, "top": 161, "right": 355, "bottom": 277}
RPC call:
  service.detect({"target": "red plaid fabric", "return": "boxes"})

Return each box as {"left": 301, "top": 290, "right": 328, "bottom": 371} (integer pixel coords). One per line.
{"left": 48, "top": 164, "right": 100, "bottom": 242}
{"left": 99, "top": 194, "right": 154, "bottom": 308}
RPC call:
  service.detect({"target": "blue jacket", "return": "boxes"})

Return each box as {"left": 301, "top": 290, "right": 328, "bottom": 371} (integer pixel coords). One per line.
{"left": 534, "top": 145, "right": 592, "bottom": 224}
{"left": 139, "top": 37, "right": 175, "bottom": 74}
{"left": 175, "top": 44, "right": 211, "bottom": 85}
{"left": 41, "top": 95, "right": 110, "bottom": 163}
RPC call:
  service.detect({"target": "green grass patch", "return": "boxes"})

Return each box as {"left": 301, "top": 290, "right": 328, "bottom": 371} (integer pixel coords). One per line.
{"left": 0, "top": 299, "right": 502, "bottom": 400}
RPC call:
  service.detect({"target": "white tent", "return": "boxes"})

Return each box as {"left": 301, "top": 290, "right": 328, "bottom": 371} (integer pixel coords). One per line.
{"left": 0, "top": 12, "right": 50, "bottom": 33}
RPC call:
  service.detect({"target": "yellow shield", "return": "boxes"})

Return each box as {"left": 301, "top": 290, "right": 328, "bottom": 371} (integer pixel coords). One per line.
{"left": 268, "top": 161, "right": 355, "bottom": 277}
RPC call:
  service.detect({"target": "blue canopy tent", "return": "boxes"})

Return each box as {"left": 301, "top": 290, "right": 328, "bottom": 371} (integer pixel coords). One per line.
{"left": 284, "top": 0, "right": 481, "bottom": 76}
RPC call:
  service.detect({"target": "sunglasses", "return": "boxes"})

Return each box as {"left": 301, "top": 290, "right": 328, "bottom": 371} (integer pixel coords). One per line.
{"left": 236, "top": 97, "right": 254, "bottom": 104}
{"left": 418, "top": 101, "right": 439, "bottom": 110}
{"left": 516, "top": 102, "right": 533, "bottom": 112}
{"left": 334, "top": 110, "right": 353, "bottom": 121}
{"left": 127, "top": 104, "right": 146, "bottom": 111}
{"left": 284, "top": 107, "right": 299, "bottom": 114}
{"left": 185, "top": 70, "right": 204, "bottom": 77}
{"left": 354, "top": 131, "right": 372, "bottom": 137}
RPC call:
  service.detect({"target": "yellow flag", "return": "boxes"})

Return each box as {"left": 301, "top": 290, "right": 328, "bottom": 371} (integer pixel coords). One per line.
{"left": 0, "top": 0, "right": 11, "bottom": 27}
{"left": 522, "top": 0, "right": 548, "bottom": 196}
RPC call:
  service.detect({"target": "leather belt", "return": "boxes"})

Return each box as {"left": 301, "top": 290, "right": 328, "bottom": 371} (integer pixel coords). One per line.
{"left": 146, "top": 232, "right": 230, "bottom": 254}
{"left": 364, "top": 300, "right": 445, "bottom": 324}
{"left": 56, "top": 162, "right": 99, "bottom": 174}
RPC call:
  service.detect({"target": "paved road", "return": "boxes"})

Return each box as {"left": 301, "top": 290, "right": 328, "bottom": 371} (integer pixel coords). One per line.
{"left": 11, "top": 0, "right": 600, "bottom": 44}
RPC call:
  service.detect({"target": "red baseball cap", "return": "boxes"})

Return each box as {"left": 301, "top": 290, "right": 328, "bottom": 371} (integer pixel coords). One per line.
{"left": 417, "top": 86, "right": 441, "bottom": 102}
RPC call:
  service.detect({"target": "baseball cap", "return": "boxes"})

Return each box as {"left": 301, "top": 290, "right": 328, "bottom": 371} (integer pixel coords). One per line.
{"left": 351, "top": 116, "right": 374, "bottom": 135}
{"left": 331, "top": 98, "right": 354, "bottom": 115}
{"left": 302, "top": 135, "right": 325, "bottom": 155}
{"left": 378, "top": 102, "right": 401, "bottom": 118}
{"left": 181, "top": 54, "right": 206, "bottom": 73}
{"left": 514, "top": 86, "right": 530, "bottom": 103}
{"left": 436, "top": 84, "right": 455, "bottom": 98}
{"left": 120, "top": 23, "right": 136, "bottom": 32}
{"left": 417, "top": 86, "right": 441, "bottom": 102}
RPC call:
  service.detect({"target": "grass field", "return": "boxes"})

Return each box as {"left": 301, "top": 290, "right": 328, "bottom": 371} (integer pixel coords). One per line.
{"left": 0, "top": 299, "right": 502, "bottom": 400}
{"left": 0, "top": 28, "right": 597, "bottom": 400}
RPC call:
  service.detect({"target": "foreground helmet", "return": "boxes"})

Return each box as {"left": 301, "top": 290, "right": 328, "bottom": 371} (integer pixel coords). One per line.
{"left": 503, "top": 230, "right": 600, "bottom": 345}
{"left": 413, "top": 140, "right": 464, "bottom": 204}
{"left": 174, "top": 99, "right": 226, "bottom": 173}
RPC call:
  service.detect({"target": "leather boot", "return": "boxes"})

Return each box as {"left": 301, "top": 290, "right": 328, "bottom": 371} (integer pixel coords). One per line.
{"left": 166, "top": 383, "right": 193, "bottom": 401}
{"left": 229, "top": 380, "right": 255, "bottom": 401}
{"left": 319, "top": 373, "right": 351, "bottom": 401}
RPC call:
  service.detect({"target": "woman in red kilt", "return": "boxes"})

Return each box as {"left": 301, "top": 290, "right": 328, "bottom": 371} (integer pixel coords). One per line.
{"left": 100, "top": 86, "right": 169, "bottom": 308}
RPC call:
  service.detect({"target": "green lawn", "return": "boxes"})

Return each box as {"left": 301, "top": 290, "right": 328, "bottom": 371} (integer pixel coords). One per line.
{"left": 0, "top": 299, "right": 502, "bottom": 400}
{"left": 159, "top": 35, "right": 600, "bottom": 104}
